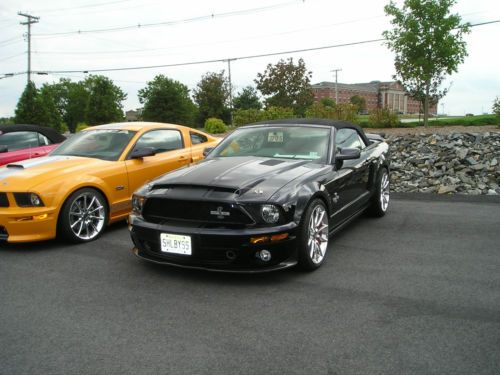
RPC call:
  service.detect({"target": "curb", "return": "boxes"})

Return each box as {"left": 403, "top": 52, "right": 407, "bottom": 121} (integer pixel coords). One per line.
{"left": 391, "top": 192, "right": 500, "bottom": 204}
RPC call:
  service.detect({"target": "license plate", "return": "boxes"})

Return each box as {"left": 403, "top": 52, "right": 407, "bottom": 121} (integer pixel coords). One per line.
{"left": 160, "top": 233, "right": 192, "bottom": 255}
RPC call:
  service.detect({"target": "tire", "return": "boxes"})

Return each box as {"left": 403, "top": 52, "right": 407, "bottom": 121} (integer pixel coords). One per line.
{"left": 368, "top": 168, "right": 390, "bottom": 217}
{"left": 297, "top": 199, "right": 329, "bottom": 271}
{"left": 58, "top": 188, "right": 108, "bottom": 243}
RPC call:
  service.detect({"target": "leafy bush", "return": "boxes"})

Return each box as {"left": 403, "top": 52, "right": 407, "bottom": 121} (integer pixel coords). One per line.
{"left": 368, "top": 108, "right": 400, "bottom": 128}
{"left": 305, "top": 102, "right": 358, "bottom": 122}
{"left": 262, "top": 106, "right": 295, "bottom": 120}
{"left": 60, "top": 122, "right": 69, "bottom": 134}
{"left": 75, "top": 122, "right": 90, "bottom": 132}
{"left": 204, "top": 118, "right": 227, "bottom": 134}
{"left": 233, "top": 109, "right": 265, "bottom": 127}
{"left": 233, "top": 107, "right": 295, "bottom": 127}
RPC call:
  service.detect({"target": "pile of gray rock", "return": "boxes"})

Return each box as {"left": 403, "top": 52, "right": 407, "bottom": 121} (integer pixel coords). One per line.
{"left": 385, "top": 132, "right": 500, "bottom": 195}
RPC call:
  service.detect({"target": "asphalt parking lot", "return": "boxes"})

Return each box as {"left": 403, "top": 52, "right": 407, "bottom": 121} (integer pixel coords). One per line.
{"left": 1, "top": 195, "right": 499, "bottom": 375}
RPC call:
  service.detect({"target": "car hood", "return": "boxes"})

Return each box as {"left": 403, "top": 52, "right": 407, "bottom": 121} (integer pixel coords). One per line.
{"left": 0, "top": 155, "right": 111, "bottom": 191}
{"left": 149, "top": 156, "right": 323, "bottom": 202}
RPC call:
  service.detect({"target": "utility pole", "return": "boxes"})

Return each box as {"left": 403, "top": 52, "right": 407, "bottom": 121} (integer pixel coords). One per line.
{"left": 330, "top": 68, "right": 342, "bottom": 104}
{"left": 225, "top": 58, "right": 236, "bottom": 126}
{"left": 18, "top": 12, "right": 39, "bottom": 84}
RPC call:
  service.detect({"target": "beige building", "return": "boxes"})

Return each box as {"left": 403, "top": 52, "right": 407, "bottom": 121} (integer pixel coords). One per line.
{"left": 125, "top": 108, "right": 143, "bottom": 122}
{"left": 311, "top": 81, "right": 437, "bottom": 115}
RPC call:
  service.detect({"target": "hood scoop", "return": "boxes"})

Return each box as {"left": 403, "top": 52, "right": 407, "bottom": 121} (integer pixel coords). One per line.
{"left": 260, "top": 159, "right": 285, "bottom": 166}
{"left": 6, "top": 164, "right": 24, "bottom": 169}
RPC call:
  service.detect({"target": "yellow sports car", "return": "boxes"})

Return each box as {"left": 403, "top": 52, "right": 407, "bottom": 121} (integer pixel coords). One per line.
{"left": 0, "top": 122, "right": 219, "bottom": 243}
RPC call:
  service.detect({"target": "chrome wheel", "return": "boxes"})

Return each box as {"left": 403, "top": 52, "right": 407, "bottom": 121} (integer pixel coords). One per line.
{"left": 68, "top": 191, "right": 106, "bottom": 240}
{"left": 307, "top": 205, "right": 329, "bottom": 264}
{"left": 380, "top": 172, "right": 390, "bottom": 212}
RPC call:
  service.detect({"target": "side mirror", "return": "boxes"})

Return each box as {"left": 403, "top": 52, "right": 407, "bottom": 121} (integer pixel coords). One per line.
{"left": 0, "top": 145, "right": 8, "bottom": 153}
{"left": 335, "top": 147, "right": 361, "bottom": 161}
{"left": 130, "top": 147, "right": 156, "bottom": 159}
{"left": 203, "top": 147, "right": 214, "bottom": 157}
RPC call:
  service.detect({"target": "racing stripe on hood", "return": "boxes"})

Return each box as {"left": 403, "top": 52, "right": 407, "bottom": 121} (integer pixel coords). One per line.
{"left": 0, "top": 156, "right": 70, "bottom": 180}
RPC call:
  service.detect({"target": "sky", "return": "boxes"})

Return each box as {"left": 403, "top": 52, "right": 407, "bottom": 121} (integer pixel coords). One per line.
{"left": 0, "top": 0, "right": 499, "bottom": 118}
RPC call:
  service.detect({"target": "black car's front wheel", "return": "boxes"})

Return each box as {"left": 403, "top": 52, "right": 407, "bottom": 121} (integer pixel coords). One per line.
{"left": 58, "top": 188, "right": 108, "bottom": 243}
{"left": 298, "top": 199, "right": 329, "bottom": 271}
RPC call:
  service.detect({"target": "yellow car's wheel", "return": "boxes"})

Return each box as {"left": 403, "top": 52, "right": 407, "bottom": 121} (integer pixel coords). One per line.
{"left": 58, "top": 188, "right": 108, "bottom": 243}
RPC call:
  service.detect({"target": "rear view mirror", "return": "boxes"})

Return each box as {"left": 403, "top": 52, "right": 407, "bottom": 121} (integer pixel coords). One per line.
{"left": 203, "top": 147, "right": 214, "bottom": 157}
{"left": 335, "top": 148, "right": 361, "bottom": 161}
{"left": 130, "top": 147, "right": 156, "bottom": 159}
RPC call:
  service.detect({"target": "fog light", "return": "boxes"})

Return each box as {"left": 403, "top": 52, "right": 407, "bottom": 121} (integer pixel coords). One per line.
{"left": 258, "top": 249, "right": 271, "bottom": 262}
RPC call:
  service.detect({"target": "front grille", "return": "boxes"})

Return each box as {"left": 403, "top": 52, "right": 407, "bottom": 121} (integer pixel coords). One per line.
{"left": 143, "top": 198, "right": 254, "bottom": 226}
{"left": 0, "top": 193, "right": 9, "bottom": 207}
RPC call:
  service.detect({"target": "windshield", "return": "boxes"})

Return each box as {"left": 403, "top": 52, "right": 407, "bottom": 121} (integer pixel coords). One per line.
{"left": 210, "top": 126, "right": 331, "bottom": 163}
{"left": 50, "top": 129, "right": 136, "bottom": 161}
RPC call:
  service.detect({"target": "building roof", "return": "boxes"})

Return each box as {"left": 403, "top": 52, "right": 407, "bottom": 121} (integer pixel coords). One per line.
{"left": 311, "top": 81, "right": 400, "bottom": 93}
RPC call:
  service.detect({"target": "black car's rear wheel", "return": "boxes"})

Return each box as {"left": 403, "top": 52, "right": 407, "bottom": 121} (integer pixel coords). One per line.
{"left": 58, "top": 188, "right": 108, "bottom": 243}
{"left": 298, "top": 199, "right": 329, "bottom": 271}
{"left": 368, "top": 168, "right": 390, "bottom": 217}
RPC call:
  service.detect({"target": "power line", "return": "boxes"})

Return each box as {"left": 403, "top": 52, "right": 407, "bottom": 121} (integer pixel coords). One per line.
{"left": 33, "top": 0, "right": 304, "bottom": 37}
{"left": 29, "top": 0, "right": 134, "bottom": 13}
{"left": 31, "top": 15, "right": 386, "bottom": 55}
{"left": 32, "top": 38, "right": 385, "bottom": 75}
{"left": 0, "top": 52, "right": 26, "bottom": 63}
{"left": 2, "top": 19, "right": 498, "bottom": 78}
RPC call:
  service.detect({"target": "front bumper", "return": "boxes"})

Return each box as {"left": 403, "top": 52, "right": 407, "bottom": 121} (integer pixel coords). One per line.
{"left": 0, "top": 206, "right": 58, "bottom": 243}
{"left": 129, "top": 215, "right": 300, "bottom": 273}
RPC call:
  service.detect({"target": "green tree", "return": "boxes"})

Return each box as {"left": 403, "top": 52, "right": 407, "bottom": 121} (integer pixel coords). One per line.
{"left": 193, "top": 71, "right": 230, "bottom": 126}
{"left": 84, "top": 75, "right": 126, "bottom": 125}
{"left": 38, "top": 84, "right": 63, "bottom": 132}
{"left": 350, "top": 95, "right": 366, "bottom": 113}
{"left": 383, "top": 0, "right": 470, "bottom": 126}
{"left": 138, "top": 75, "right": 196, "bottom": 125}
{"left": 14, "top": 82, "right": 43, "bottom": 125}
{"left": 49, "top": 79, "right": 89, "bottom": 133}
{"left": 493, "top": 97, "right": 500, "bottom": 120}
{"left": 233, "top": 86, "right": 261, "bottom": 110}
{"left": 255, "top": 58, "right": 314, "bottom": 116}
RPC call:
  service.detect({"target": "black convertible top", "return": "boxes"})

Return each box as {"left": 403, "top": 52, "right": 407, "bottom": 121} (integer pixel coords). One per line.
{"left": 0, "top": 124, "right": 66, "bottom": 143}
{"left": 244, "top": 118, "right": 370, "bottom": 146}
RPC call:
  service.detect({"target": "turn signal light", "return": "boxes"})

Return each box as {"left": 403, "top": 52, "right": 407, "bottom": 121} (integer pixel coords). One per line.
{"left": 250, "top": 236, "right": 269, "bottom": 244}
{"left": 250, "top": 233, "right": 289, "bottom": 244}
{"left": 271, "top": 233, "right": 289, "bottom": 241}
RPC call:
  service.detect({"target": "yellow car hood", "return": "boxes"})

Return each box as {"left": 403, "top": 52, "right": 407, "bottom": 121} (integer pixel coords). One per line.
{"left": 0, "top": 155, "right": 113, "bottom": 192}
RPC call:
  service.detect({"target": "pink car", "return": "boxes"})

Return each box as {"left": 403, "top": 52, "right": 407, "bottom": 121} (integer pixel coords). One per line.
{"left": 0, "top": 124, "right": 66, "bottom": 166}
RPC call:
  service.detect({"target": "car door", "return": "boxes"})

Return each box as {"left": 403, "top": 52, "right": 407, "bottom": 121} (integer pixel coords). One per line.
{"left": 124, "top": 129, "right": 192, "bottom": 195}
{"left": 329, "top": 128, "right": 371, "bottom": 219}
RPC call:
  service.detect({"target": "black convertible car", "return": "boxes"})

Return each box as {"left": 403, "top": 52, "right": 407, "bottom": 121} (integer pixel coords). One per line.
{"left": 129, "top": 119, "right": 390, "bottom": 272}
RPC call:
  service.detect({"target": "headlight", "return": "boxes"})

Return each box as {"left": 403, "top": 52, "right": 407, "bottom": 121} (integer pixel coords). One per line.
{"left": 14, "top": 193, "right": 44, "bottom": 207}
{"left": 132, "top": 194, "right": 146, "bottom": 215}
{"left": 261, "top": 204, "right": 280, "bottom": 224}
